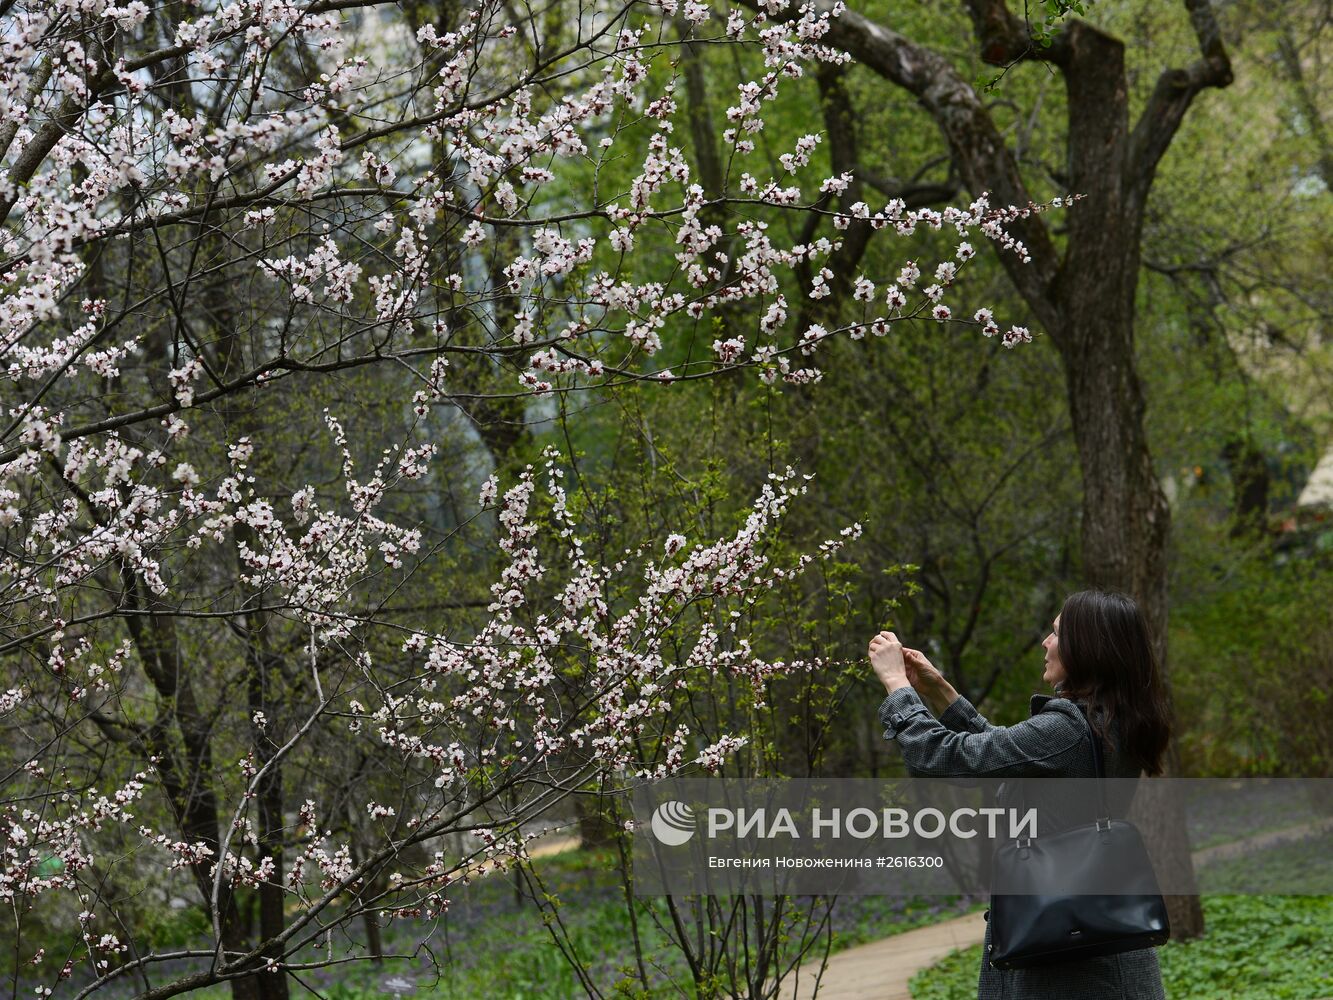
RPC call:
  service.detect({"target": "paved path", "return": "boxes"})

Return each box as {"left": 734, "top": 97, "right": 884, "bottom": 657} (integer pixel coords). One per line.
{"left": 774, "top": 910, "right": 985, "bottom": 1000}
{"left": 1190, "top": 816, "right": 1333, "bottom": 866}
{"left": 454, "top": 830, "right": 581, "bottom": 880}
{"left": 525, "top": 832, "right": 582, "bottom": 859}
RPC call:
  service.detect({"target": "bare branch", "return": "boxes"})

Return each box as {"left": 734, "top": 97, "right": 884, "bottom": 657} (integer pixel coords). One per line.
{"left": 1127, "top": 0, "right": 1234, "bottom": 207}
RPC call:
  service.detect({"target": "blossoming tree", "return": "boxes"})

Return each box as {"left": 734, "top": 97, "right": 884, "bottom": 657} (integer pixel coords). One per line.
{"left": 0, "top": 0, "right": 1046, "bottom": 995}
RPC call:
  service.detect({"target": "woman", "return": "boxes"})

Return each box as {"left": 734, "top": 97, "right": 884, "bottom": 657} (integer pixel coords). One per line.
{"left": 868, "top": 589, "right": 1171, "bottom": 1000}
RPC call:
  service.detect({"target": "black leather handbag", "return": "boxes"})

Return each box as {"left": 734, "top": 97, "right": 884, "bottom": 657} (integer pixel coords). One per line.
{"left": 986, "top": 704, "right": 1170, "bottom": 969}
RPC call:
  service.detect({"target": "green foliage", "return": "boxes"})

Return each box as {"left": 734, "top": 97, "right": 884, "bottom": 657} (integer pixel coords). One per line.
{"left": 909, "top": 896, "right": 1333, "bottom": 999}
{"left": 1169, "top": 531, "right": 1333, "bottom": 776}
{"left": 1158, "top": 896, "right": 1333, "bottom": 998}
{"left": 909, "top": 942, "right": 984, "bottom": 1000}
{"left": 1029, "top": 1, "right": 1093, "bottom": 47}
{"left": 140, "top": 905, "right": 214, "bottom": 951}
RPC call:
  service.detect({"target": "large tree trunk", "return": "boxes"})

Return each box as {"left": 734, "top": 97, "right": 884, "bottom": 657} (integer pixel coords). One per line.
{"left": 788, "top": 0, "right": 1235, "bottom": 939}
{"left": 1059, "top": 294, "right": 1203, "bottom": 938}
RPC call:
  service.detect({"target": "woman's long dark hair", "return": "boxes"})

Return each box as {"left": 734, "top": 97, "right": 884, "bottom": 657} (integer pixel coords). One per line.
{"left": 1056, "top": 589, "right": 1172, "bottom": 776}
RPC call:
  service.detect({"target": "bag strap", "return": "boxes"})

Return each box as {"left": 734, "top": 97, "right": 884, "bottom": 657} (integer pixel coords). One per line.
{"left": 1072, "top": 701, "right": 1112, "bottom": 823}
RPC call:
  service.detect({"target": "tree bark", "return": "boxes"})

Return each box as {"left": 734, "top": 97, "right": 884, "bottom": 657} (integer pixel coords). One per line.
{"left": 243, "top": 627, "right": 291, "bottom": 1000}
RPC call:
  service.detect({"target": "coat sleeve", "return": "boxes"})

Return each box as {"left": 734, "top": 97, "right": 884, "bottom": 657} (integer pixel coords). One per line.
{"left": 878, "top": 686, "right": 1089, "bottom": 779}
{"left": 937, "top": 694, "right": 997, "bottom": 734}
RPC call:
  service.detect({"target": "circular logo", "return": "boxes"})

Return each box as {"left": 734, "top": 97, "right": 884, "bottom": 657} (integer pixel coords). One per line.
{"left": 650, "top": 800, "right": 696, "bottom": 845}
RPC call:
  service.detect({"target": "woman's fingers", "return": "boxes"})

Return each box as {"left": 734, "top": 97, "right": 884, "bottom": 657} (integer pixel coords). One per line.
{"left": 901, "top": 648, "right": 944, "bottom": 686}
{"left": 903, "top": 648, "right": 933, "bottom": 668}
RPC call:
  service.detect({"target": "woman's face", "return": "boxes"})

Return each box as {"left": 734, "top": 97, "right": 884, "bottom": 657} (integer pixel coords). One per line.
{"left": 1042, "top": 615, "right": 1067, "bottom": 689}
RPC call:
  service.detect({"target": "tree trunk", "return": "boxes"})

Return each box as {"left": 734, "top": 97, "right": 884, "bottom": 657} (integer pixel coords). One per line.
{"left": 575, "top": 789, "right": 618, "bottom": 850}
{"left": 247, "top": 646, "right": 291, "bottom": 1000}
{"left": 1060, "top": 299, "right": 1204, "bottom": 939}
{"left": 363, "top": 907, "right": 385, "bottom": 964}
{"left": 1221, "top": 439, "right": 1270, "bottom": 537}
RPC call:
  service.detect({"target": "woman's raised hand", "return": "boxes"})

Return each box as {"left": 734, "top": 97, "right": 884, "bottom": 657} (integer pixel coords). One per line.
{"left": 868, "top": 631, "right": 909, "bottom": 692}
{"left": 902, "top": 648, "right": 943, "bottom": 690}
{"left": 902, "top": 648, "right": 959, "bottom": 715}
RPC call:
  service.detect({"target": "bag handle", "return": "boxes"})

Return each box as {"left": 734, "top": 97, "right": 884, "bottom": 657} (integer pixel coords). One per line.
{"left": 1072, "top": 701, "right": 1112, "bottom": 824}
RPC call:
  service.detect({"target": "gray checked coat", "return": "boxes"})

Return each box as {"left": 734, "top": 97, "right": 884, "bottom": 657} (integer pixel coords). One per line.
{"left": 878, "top": 685, "right": 1166, "bottom": 1000}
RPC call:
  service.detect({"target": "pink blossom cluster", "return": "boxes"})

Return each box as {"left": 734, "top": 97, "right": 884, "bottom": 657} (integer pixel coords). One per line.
{"left": 359, "top": 450, "right": 866, "bottom": 809}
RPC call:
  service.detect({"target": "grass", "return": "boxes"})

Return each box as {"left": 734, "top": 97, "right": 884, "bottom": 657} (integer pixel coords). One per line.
{"left": 908, "top": 895, "right": 1333, "bottom": 1000}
